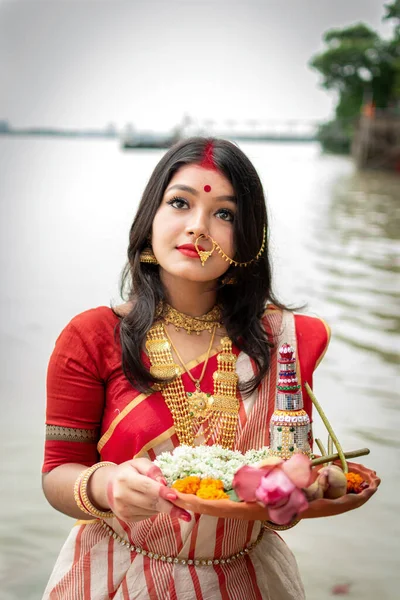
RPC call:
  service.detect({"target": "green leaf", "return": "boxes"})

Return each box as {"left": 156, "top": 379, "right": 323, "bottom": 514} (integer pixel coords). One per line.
{"left": 226, "top": 489, "right": 241, "bottom": 503}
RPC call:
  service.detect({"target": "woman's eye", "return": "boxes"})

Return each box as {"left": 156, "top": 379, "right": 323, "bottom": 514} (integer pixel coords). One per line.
{"left": 216, "top": 209, "right": 234, "bottom": 222}
{"left": 167, "top": 196, "right": 189, "bottom": 209}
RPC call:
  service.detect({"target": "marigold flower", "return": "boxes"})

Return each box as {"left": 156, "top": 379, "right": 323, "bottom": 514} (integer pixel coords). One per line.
{"left": 171, "top": 477, "right": 228, "bottom": 499}
{"left": 200, "top": 478, "right": 225, "bottom": 490}
{"left": 346, "top": 472, "right": 367, "bottom": 494}
{"left": 196, "top": 486, "right": 229, "bottom": 500}
{"left": 172, "top": 476, "right": 201, "bottom": 494}
{"left": 197, "top": 479, "right": 228, "bottom": 499}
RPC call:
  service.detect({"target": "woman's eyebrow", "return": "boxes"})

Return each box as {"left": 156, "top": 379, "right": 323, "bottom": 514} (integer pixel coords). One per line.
{"left": 215, "top": 194, "right": 237, "bottom": 204}
{"left": 166, "top": 184, "right": 198, "bottom": 195}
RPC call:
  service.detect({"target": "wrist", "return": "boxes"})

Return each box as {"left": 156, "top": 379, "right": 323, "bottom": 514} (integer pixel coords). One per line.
{"left": 263, "top": 517, "right": 300, "bottom": 531}
{"left": 86, "top": 464, "right": 117, "bottom": 512}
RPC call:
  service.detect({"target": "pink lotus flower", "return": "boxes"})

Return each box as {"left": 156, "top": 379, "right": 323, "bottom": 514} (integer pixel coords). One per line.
{"left": 232, "top": 454, "right": 311, "bottom": 525}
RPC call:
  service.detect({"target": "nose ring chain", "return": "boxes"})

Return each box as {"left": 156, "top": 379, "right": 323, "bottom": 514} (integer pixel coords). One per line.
{"left": 194, "top": 227, "right": 266, "bottom": 268}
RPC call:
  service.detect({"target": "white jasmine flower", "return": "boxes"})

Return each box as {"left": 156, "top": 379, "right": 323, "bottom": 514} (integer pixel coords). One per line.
{"left": 154, "top": 445, "right": 271, "bottom": 490}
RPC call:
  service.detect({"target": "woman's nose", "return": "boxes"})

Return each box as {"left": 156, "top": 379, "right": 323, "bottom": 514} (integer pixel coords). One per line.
{"left": 185, "top": 212, "right": 209, "bottom": 239}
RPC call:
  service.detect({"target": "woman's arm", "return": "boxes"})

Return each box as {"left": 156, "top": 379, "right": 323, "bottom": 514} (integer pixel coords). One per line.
{"left": 42, "top": 314, "right": 190, "bottom": 523}
{"left": 42, "top": 459, "right": 191, "bottom": 522}
{"left": 42, "top": 462, "right": 116, "bottom": 520}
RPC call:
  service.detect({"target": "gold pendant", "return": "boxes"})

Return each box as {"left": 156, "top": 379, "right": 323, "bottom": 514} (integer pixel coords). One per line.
{"left": 187, "top": 389, "right": 214, "bottom": 418}
{"left": 195, "top": 236, "right": 216, "bottom": 267}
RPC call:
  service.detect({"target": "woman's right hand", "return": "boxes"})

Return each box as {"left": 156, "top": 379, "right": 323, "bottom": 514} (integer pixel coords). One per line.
{"left": 89, "top": 458, "right": 192, "bottom": 523}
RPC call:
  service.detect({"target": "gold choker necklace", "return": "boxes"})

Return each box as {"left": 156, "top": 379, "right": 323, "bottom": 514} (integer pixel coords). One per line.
{"left": 158, "top": 303, "right": 222, "bottom": 335}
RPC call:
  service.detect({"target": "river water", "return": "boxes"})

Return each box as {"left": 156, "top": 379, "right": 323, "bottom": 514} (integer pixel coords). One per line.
{"left": 0, "top": 137, "right": 399, "bottom": 600}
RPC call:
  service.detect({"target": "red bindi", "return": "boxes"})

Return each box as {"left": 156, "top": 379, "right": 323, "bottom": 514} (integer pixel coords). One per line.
{"left": 204, "top": 185, "right": 212, "bottom": 193}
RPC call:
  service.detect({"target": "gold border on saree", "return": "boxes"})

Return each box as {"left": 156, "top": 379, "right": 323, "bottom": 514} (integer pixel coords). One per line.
{"left": 46, "top": 425, "right": 98, "bottom": 443}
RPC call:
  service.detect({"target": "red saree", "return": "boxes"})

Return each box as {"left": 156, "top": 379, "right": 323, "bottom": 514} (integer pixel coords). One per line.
{"left": 43, "top": 306, "right": 330, "bottom": 600}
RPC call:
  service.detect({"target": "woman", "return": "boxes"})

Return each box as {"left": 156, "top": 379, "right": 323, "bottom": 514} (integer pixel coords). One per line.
{"left": 42, "top": 137, "right": 330, "bottom": 599}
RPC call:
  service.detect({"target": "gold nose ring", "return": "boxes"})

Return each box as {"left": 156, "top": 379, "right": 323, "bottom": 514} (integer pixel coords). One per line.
{"left": 194, "top": 234, "right": 216, "bottom": 267}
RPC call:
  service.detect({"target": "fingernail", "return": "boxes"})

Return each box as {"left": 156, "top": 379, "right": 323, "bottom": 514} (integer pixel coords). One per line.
{"left": 148, "top": 466, "right": 166, "bottom": 483}
{"left": 166, "top": 492, "right": 178, "bottom": 501}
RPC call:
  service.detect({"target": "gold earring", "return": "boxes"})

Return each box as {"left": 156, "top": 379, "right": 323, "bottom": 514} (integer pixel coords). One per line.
{"left": 139, "top": 246, "right": 158, "bottom": 264}
{"left": 222, "top": 273, "right": 236, "bottom": 285}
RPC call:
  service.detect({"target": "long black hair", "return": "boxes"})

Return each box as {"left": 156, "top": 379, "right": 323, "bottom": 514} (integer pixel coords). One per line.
{"left": 118, "top": 137, "right": 289, "bottom": 396}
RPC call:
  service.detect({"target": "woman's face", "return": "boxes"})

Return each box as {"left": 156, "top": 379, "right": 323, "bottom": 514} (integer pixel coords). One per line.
{"left": 151, "top": 164, "right": 237, "bottom": 283}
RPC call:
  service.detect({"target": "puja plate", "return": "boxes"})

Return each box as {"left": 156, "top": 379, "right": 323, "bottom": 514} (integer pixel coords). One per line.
{"left": 171, "top": 461, "right": 380, "bottom": 521}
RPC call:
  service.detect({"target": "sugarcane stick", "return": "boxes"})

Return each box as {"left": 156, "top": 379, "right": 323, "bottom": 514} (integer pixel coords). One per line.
{"left": 327, "top": 435, "right": 333, "bottom": 465}
{"left": 311, "top": 448, "right": 370, "bottom": 467}
{"left": 305, "top": 382, "right": 348, "bottom": 473}
{"left": 315, "top": 438, "right": 327, "bottom": 456}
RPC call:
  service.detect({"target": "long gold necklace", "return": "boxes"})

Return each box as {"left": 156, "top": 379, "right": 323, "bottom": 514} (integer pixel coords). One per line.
{"left": 163, "top": 324, "right": 216, "bottom": 417}
{"left": 146, "top": 322, "right": 239, "bottom": 448}
{"left": 158, "top": 303, "right": 222, "bottom": 335}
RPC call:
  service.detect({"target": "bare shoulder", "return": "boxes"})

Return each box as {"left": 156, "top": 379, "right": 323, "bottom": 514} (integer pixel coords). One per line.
{"left": 112, "top": 301, "right": 133, "bottom": 318}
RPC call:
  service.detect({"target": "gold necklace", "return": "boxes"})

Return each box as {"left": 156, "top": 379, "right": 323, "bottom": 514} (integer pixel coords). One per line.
{"left": 159, "top": 303, "right": 222, "bottom": 335}
{"left": 163, "top": 324, "right": 216, "bottom": 418}
{"left": 146, "top": 323, "right": 239, "bottom": 448}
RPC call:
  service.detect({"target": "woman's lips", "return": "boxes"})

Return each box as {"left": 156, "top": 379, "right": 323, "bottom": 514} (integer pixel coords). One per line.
{"left": 177, "top": 243, "right": 204, "bottom": 258}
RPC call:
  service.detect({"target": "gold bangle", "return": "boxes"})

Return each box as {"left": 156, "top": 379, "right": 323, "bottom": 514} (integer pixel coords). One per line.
{"left": 73, "top": 469, "right": 88, "bottom": 515}
{"left": 263, "top": 518, "right": 300, "bottom": 531}
{"left": 74, "top": 462, "right": 116, "bottom": 519}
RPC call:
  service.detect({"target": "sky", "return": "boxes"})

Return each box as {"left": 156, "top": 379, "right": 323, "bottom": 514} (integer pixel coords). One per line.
{"left": 0, "top": 0, "right": 394, "bottom": 131}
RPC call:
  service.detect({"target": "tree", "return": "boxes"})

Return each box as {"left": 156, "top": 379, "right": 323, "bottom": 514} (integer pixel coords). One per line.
{"left": 309, "top": 2, "right": 400, "bottom": 152}
{"left": 383, "top": 1, "right": 400, "bottom": 99}
{"left": 383, "top": 0, "right": 400, "bottom": 34}
{"left": 310, "top": 23, "right": 394, "bottom": 117}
